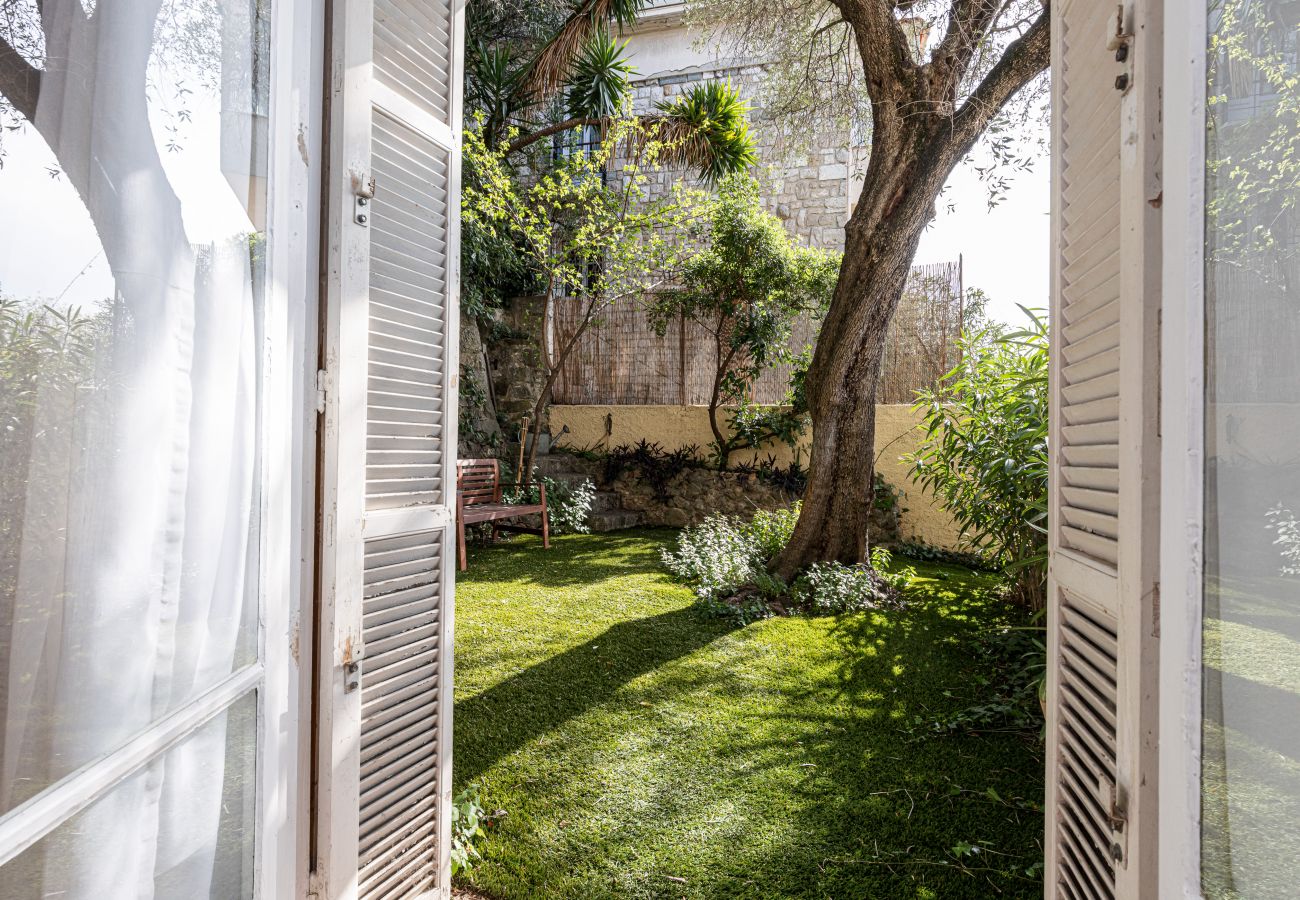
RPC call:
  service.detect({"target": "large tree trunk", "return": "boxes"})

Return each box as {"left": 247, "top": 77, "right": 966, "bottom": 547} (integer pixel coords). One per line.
{"left": 769, "top": 0, "right": 1052, "bottom": 580}
{"left": 772, "top": 228, "right": 928, "bottom": 576}
{"left": 772, "top": 129, "right": 961, "bottom": 580}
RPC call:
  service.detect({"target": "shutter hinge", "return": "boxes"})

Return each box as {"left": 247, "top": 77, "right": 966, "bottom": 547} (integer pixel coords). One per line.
{"left": 354, "top": 173, "right": 376, "bottom": 226}
{"left": 1102, "top": 779, "right": 1129, "bottom": 865}
{"left": 316, "top": 368, "right": 328, "bottom": 415}
{"left": 1109, "top": 4, "right": 1135, "bottom": 93}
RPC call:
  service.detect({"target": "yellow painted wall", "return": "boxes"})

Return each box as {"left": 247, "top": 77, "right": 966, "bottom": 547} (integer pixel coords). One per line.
{"left": 550, "top": 404, "right": 966, "bottom": 550}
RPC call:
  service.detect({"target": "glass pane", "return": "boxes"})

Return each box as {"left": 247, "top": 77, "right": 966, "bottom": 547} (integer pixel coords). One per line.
{"left": 0, "top": 691, "right": 257, "bottom": 900}
{"left": 1203, "top": 1, "right": 1300, "bottom": 896}
{"left": 0, "top": 0, "right": 270, "bottom": 812}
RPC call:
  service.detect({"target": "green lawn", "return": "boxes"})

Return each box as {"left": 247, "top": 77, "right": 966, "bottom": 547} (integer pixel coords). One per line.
{"left": 453, "top": 529, "right": 1044, "bottom": 900}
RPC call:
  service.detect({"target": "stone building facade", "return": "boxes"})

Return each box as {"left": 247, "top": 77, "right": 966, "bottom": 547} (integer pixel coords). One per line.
{"left": 622, "top": 1, "right": 868, "bottom": 252}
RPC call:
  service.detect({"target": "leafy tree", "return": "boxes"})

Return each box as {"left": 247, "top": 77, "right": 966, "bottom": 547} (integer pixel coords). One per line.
{"left": 649, "top": 174, "right": 839, "bottom": 468}
{"left": 463, "top": 116, "right": 708, "bottom": 479}
{"left": 907, "top": 308, "right": 1048, "bottom": 609}
{"left": 460, "top": 0, "right": 758, "bottom": 437}
{"left": 684, "top": 0, "right": 1051, "bottom": 578}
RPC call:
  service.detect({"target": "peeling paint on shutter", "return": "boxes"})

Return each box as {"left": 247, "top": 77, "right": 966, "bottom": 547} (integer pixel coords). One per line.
{"left": 1048, "top": 1, "right": 1161, "bottom": 898}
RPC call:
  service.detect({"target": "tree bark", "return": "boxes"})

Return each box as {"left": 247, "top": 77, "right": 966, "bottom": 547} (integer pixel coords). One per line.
{"left": 772, "top": 146, "right": 934, "bottom": 578}
{"left": 771, "top": 1, "right": 1050, "bottom": 579}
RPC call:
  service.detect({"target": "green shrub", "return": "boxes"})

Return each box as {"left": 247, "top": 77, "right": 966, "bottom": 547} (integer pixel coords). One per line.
{"left": 908, "top": 308, "right": 1048, "bottom": 609}
{"left": 502, "top": 467, "right": 595, "bottom": 535}
{"left": 662, "top": 505, "right": 907, "bottom": 620}
{"left": 791, "top": 560, "right": 899, "bottom": 614}
{"left": 450, "top": 784, "right": 488, "bottom": 877}
{"left": 660, "top": 505, "right": 800, "bottom": 616}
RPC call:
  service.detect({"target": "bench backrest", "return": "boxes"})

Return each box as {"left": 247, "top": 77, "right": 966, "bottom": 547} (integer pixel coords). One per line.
{"left": 457, "top": 458, "right": 501, "bottom": 506}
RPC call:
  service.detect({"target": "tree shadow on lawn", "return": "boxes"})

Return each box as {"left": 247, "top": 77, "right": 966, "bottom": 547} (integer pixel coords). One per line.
{"left": 458, "top": 529, "right": 684, "bottom": 591}
{"left": 455, "top": 603, "right": 737, "bottom": 786}
{"left": 460, "top": 572, "right": 1044, "bottom": 899}
{"left": 634, "top": 596, "right": 1042, "bottom": 898}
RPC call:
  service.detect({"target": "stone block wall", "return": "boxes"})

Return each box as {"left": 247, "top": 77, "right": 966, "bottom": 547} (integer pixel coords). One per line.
{"left": 629, "top": 66, "right": 863, "bottom": 253}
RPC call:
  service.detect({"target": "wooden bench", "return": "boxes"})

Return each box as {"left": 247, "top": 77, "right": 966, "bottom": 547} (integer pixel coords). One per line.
{"left": 456, "top": 458, "right": 550, "bottom": 571}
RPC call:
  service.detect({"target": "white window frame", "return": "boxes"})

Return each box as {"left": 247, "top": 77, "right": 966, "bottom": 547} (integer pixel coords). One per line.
{"left": 0, "top": 0, "right": 322, "bottom": 893}
{"left": 1159, "top": 1, "right": 1208, "bottom": 897}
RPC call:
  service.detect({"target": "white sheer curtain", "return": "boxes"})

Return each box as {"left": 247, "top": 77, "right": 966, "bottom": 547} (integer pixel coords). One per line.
{"left": 0, "top": 0, "right": 265, "bottom": 895}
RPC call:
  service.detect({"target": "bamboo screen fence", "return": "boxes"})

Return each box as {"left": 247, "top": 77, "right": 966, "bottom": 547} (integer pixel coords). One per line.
{"left": 552, "top": 260, "right": 965, "bottom": 406}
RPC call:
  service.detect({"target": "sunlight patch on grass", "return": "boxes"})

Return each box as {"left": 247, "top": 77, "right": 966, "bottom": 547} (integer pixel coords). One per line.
{"left": 454, "top": 530, "right": 1043, "bottom": 899}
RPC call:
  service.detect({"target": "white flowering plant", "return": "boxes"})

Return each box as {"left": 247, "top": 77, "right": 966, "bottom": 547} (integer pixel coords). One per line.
{"left": 662, "top": 503, "right": 908, "bottom": 620}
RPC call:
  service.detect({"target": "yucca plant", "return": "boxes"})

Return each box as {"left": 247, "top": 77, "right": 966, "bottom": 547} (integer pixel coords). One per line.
{"left": 564, "top": 29, "right": 634, "bottom": 121}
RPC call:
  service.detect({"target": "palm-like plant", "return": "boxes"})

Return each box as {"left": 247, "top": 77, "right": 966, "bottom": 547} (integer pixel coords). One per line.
{"left": 522, "top": 0, "right": 649, "bottom": 100}
{"left": 564, "top": 28, "right": 634, "bottom": 121}
{"left": 655, "top": 81, "right": 758, "bottom": 185}
{"left": 468, "top": 0, "right": 757, "bottom": 183}
{"left": 467, "top": 43, "right": 529, "bottom": 147}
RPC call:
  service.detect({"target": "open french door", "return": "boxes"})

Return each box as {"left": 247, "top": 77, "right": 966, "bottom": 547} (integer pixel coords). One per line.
{"left": 1047, "top": 0, "right": 1162, "bottom": 897}
{"left": 315, "top": 0, "right": 463, "bottom": 897}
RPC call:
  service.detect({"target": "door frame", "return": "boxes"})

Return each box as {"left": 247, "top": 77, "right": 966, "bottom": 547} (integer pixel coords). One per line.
{"left": 1158, "top": 1, "right": 1207, "bottom": 896}
{"left": 311, "top": 0, "right": 374, "bottom": 890}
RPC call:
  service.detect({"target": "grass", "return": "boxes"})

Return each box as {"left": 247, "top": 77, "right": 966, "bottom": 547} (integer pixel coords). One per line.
{"left": 453, "top": 529, "right": 1044, "bottom": 900}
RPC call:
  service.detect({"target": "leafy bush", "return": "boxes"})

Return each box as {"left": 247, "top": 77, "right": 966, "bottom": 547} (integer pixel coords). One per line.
{"left": 603, "top": 439, "right": 703, "bottom": 499}
{"left": 450, "top": 784, "right": 488, "bottom": 877}
{"left": 648, "top": 175, "right": 839, "bottom": 468}
{"left": 548, "top": 477, "right": 595, "bottom": 534}
{"left": 503, "top": 469, "right": 595, "bottom": 535}
{"left": 908, "top": 308, "right": 1048, "bottom": 609}
{"left": 792, "top": 559, "right": 901, "bottom": 614}
{"left": 662, "top": 505, "right": 909, "bottom": 620}
{"left": 660, "top": 505, "right": 800, "bottom": 610}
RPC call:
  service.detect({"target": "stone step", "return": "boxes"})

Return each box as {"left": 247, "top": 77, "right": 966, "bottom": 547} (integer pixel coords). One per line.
{"left": 544, "top": 471, "right": 597, "bottom": 488}
{"left": 531, "top": 452, "right": 603, "bottom": 478}
{"left": 588, "top": 491, "right": 620, "bottom": 513}
{"left": 588, "top": 509, "right": 643, "bottom": 532}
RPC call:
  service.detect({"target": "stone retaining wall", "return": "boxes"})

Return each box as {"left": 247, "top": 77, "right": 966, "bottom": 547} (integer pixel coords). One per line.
{"left": 551, "top": 403, "right": 964, "bottom": 550}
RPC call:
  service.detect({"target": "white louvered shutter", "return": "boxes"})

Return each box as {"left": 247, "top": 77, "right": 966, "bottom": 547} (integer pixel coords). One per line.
{"left": 319, "top": 0, "right": 463, "bottom": 897}
{"left": 1046, "top": 1, "right": 1160, "bottom": 899}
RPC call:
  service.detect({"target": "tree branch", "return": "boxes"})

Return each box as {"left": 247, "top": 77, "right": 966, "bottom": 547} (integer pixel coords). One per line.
{"left": 832, "top": 0, "right": 915, "bottom": 91}
{"left": 506, "top": 116, "right": 602, "bottom": 154}
{"left": 0, "top": 35, "right": 41, "bottom": 122}
{"left": 949, "top": 2, "right": 1049, "bottom": 149}
{"left": 932, "top": 0, "right": 1006, "bottom": 89}
{"left": 832, "top": 0, "right": 920, "bottom": 149}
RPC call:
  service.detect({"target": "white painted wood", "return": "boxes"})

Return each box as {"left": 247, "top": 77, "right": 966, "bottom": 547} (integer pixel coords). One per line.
{"left": 434, "top": 7, "right": 464, "bottom": 895}
{"left": 1159, "top": 2, "right": 1207, "bottom": 896}
{"left": 316, "top": 0, "right": 462, "bottom": 896}
{"left": 316, "top": 0, "right": 376, "bottom": 892}
{"left": 260, "top": 0, "right": 323, "bottom": 893}
{"left": 1048, "top": 1, "right": 1162, "bottom": 897}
